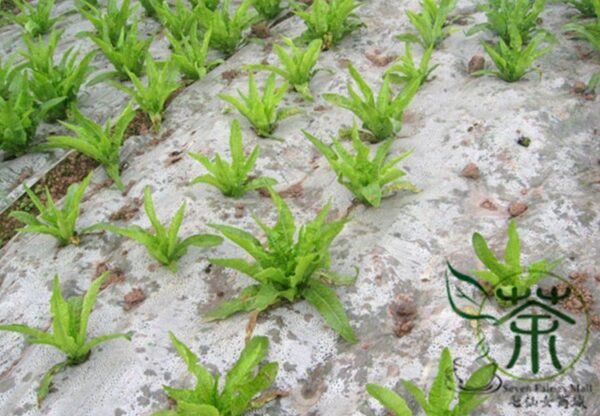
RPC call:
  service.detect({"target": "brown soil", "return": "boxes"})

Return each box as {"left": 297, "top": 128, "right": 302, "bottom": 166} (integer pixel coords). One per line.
{"left": 123, "top": 287, "right": 146, "bottom": 311}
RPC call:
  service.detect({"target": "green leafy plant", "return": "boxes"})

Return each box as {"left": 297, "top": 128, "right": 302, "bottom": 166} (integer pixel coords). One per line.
{"left": 219, "top": 73, "right": 300, "bottom": 138}
{"left": 96, "top": 186, "right": 223, "bottom": 272}
{"left": 154, "top": 0, "right": 200, "bottom": 41}
{"left": 139, "top": 0, "right": 163, "bottom": 18}
{"left": 21, "top": 30, "right": 96, "bottom": 121}
{"left": 0, "top": 55, "right": 19, "bottom": 100}
{"left": 79, "top": 0, "right": 137, "bottom": 46}
{"left": 474, "top": 26, "right": 553, "bottom": 82}
{"left": 564, "top": 2, "right": 600, "bottom": 54}
{"left": 397, "top": 0, "right": 457, "bottom": 49}
{"left": 0, "top": 273, "right": 131, "bottom": 404}
{"left": 304, "top": 125, "right": 418, "bottom": 207}
{"left": 471, "top": 220, "right": 560, "bottom": 306}
{"left": 196, "top": 0, "right": 259, "bottom": 56}
{"left": 293, "top": 0, "right": 364, "bottom": 50}
{"left": 2, "top": 0, "right": 58, "bottom": 36}
{"left": 111, "top": 56, "right": 181, "bottom": 132}
{"left": 189, "top": 0, "right": 220, "bottom": 10}
{"left": 206, "top": 189, "right": 358, "bottom": 343}
{"left": 88, "top": 20, "right": 152, "bottom": 80}
{"left": 386, "top": 43, "right": 438, "bottom": 87}
{"left": 245, "top": 37, "right": 323, "bottom": 100}
{"left": 564, "top": 0, "right": 599, "bottom": 17}
{"left": 167, "top": 25, "right": 224, "bottom": 81}
{"left": 253, "top": 0, "right": 283, "bottom": 20}
{"left": 154, "top": 334, "right": 280, "bottom": 416}
{"left": 0, "top": 74, "right": 64, "bottom": 156}
{"left": 190, "top": 119, "right": 277, "bottom": 197}
{"left": 367, "top": 348, "right": 497, "bottom": 416}
{"left": 323, "top": 64, "right": 420, "bottom": 142}
{"left": 466, "top": 0, "right": 548, "bottom": 44}
{"left": 10, "top": 173, "right": 94, "bottom": 246}
{"left": 44, "top": 104, "right": 136, "bottom": 190}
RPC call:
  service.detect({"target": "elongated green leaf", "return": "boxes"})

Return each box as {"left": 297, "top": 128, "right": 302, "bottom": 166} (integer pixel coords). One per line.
{"left": 366, "top": 384, "right": 413, "bottom": 416}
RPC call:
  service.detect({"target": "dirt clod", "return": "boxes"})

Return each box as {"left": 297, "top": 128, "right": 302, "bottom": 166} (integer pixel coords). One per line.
{"left": 480, "top": 199, "right": 498, "bottom": 211}
{"left": 508, "top": 201, "right": 528, "bottom": 217}
{"left": 460, "top": 163, "right": 480, "bottom": 179}
{"left": 222, "top": 69, "right": 241, "bottom": 84}
{"left": 468, "top": 55, "right": 485, "bottom": 73}
{"left": 110, "top": 198, "right": 142, "bottom": 221}
{"left": 234, "top": 203, "right": 245, "bottom": 218}
{"left": 251, "top": 21, "right": 270, "bottom": 38}
{"left": 388, "top": 296, "right": 417, "bottom": 338}
{"left": 365, "top": 50, "right": 396, "bottom": 67}
{"left": 123, "top": 288, "right": 146, "bottom": 311}
{"left": 280, "top": 181, "right": 304, "bottom": 198}
{"left": 94, "top": 263, "right": 125, "bottom": 289}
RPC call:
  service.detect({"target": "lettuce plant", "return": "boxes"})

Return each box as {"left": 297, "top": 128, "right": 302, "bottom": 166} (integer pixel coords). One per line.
{"left": 207, "top": 189, "right": 357, "bottom": 343}
{"left": 386, "top": 44, "right": 438, "bottom": 87}
{"left": 197, "top": 0, "right": 259, "bottom": 56}
{"left": 565, "top": 0, "right": 599, "bottom": 17}
{"left": 96, "top": 186, "right": 223, "bottom": 272}
{"left": 397, "top": 0, "right": 457, "bottom": 49}
{"left": 2, "top": 0, "right": 58, "bottom": 36}
{"left": 111, "top": 56, "right": 181, "bottom": 132}
{"left": 323, "top": 64, "right": 420, "bottom": 142}
{"left": 190, "top": 119, "right": 277, "bottom": 197}
{"left": 45, "top": 104, "right": 136, "bottom": 190}
{"left": 304, "top": 125, "right": 418, "bottom": 207}
{"left": 474, "top": 26, "right": 553, "bottom": 82}
{"left": 154, "top": 0, "right": 200, "bottom": 41}
{"left": 293, "top": 0, "right": 364, "bottom": 50}
{"left": 0, "top": 273, "right": 131, "bottom": 404}
{"left": 471, "top": 220, "right": 560, "bottom": 306}
{"left": 0, "top": 75, "right": 64, "bottom": 156}
{"left": 367, "top": 348, "right": 497, "bottom": 416}
{"left": 253, "top": 0, "right": 283, "bottom": 20}
{"left": 154, "top": 334, "right": 279, "bottom": 416}
{"left": 88, "top": 21, "right": 152, "bottom": 80}
{"left": 167, "top": 26, "right": 224, "bottom": 81}
{"left": 219, "top": 73, "right": 300, "bottom": 138}
{"left": 245, "top": 37, "right": 323, "bottom": 100}
{"left": 10, "top": 173, "right": 95, "bottom": 246}
{"left": 79, "top": 0, "right": 137, "bottom": 46}
{"left": 564, "top": 2, "right": 600, "bottom": 54}
{"left": 21, "top": 30, "right": 96, "bottom": 121}
{"left": 466, "top": 0, "right": 548, "bottom": 44}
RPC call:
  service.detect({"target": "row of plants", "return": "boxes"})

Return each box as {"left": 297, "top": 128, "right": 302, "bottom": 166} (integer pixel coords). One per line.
{"left": 0, "top": 0, "right": 589, "bottom": 414}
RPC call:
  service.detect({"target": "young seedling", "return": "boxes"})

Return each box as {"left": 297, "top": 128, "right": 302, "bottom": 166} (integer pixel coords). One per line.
{"left": 253, "top": 0, "right": 283, "bottom": 20}
{"left": 1, "top": 0, "right": 58, "bottom": 36}
{"left": 323, "top": 64, "right": 420, "bottom": 142}
{"left": 189, "top": 0, "right": 220, "bottom": 10}
{"left": 474, "top": 26, "right": 554, "bottom": 82}
{"left": 154, "top": 334, "right": 280, "bottom": 416}
{"left": 96, "top": 186, "right": 223, "bottom": 272}
{"left": 565, "top": 0, "right": 599, "bottom": 18}
{"left": 564, "top": 1, "right": 600, "bottom": 54}
{"left": 397, "top": 0, "right": 457, "bottom": 49}
{"left": 293, "top": 0, "right": 364, "bottom": 50}
{"left": 0, "top": 74, "right": 64, "bottom": 156}
{"left": 466, "top": 0, "right": 548, "bottom": 44}
{"left": 367, "top": 348, "right": 497, "bottom": 416}
{"left": 190, "top": 119, "right": 277, "bottom": 197}
{"left": 139, "top": 0, "right": 163, "bottom": 18}
{"left": 78, "top": 0, "right": 137, "bottom": 46}
{"left": 88, "top": 20, "right": 152, "bottom": 80}
{"left": 154, "top": 0, "right": 200, "bottom": 42}
{"left": 10, "top": 173, "right": 95, "bottom": 246}
{"left": 167, "top": 26, "right": 224, "bottom": 81}
{"left": 44, "top": 104, "right": 136, "bottom": 191}
{"left": 0, "top": 273, "right": 131, "bottom": 404}
{"left": 304, "top": 125, "right": 418, "bottom": 208}
{"left": 385, "top": 44, "right": 438, "bottom": 87}
{"left": 471, "top": 220, "right": 560, "bottom": 306}
{"left": 245, "top": 37, "right": 323, "bottom": 100}
{"left": 219, "top": 73, "right": 301, "bottom": 138}
{"left": 0, "top": 55, "right": 19, "bottom": 100}
{"left": 196, "top": 0, "right": 259, "bottom": 56}
{"left": 207, "top": 189, "right": 358, "bottom": 343}
{"left": 111, "top": 56, "right": 181, "bottom": 132}
{"left": 21, "top": 30, "right": 96, "bottom": 121}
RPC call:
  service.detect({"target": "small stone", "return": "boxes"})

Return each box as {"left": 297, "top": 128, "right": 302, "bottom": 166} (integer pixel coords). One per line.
{"left": 468, "top": 55, "right": 485, "bottom": 73}
{"left": 517, "top": 136, "right": 531, "bottom": 147}
{"left": 365, "top": 50, "right": 396, "bottom": 67}
{"left": 508, "top": 201, "right": 528, "bottom": 217}
{"left": 460, "top": 163, "right": 480, "bottom": 179}
{"left": 574, "top": 81, "right": 587, "bottom": 94}
{"left": 480, "top": 199, "right": 497, "bottom": 211}
{"left": 123, "top": 288, "right": 145, "bottom": 311}
{"left": 234, "top": 203, "right": 245, "bottom": 218}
